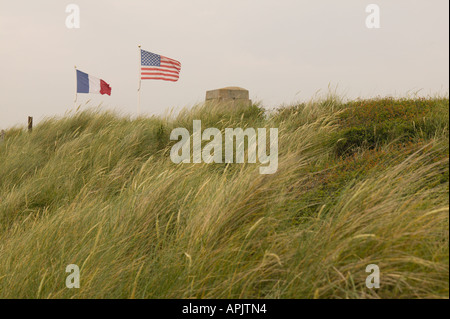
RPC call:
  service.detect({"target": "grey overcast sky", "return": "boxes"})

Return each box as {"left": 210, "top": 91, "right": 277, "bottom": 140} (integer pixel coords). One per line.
{"left": 0, "top": 0, "right": 448, "bottom": 129}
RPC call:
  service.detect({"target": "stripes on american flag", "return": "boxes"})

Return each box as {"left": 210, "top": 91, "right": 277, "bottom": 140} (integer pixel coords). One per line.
{"left": 140, "top": 49, "right": 181, "bottom": 82}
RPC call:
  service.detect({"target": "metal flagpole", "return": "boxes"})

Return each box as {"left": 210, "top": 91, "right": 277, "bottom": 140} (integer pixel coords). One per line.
{"left": 137, "top": 45, "right": 142, "bottom": 116}
{"left": 74, "top": 65, "right": 78, "bottom": 109}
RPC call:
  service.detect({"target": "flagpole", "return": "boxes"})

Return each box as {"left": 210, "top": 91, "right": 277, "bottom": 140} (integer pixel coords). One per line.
{"left": 74, "top": 65, "right": 78, "bottom": 109}
{"left": 137, "top": 44, "right": 142, "bottom": 116}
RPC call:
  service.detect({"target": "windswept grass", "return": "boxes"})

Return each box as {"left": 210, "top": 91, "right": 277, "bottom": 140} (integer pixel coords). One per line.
{"left": 0, "top": 97, "right": 448, "bottom": 298}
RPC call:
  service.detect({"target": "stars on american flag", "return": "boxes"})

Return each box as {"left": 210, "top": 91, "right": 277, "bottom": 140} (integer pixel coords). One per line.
{"left": 141, "top": 50, "right": 161, "bottom": 66}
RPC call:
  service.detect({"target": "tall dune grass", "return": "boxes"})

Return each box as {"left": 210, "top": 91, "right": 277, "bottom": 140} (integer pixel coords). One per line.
{"left": 0, "top": 97, "right": 448, "bottom": 298}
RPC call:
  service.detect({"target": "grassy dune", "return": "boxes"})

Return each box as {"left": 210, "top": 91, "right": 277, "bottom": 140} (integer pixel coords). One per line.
{"left": 0, "top": 96, "right": 448, "bottom": 298}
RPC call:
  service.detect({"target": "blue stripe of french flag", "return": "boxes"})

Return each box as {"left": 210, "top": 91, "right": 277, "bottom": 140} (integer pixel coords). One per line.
{"left": 76, "top": 70, "right": 112, "bottom": 95}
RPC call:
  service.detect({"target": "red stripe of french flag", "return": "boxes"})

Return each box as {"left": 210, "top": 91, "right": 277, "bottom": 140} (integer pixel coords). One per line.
{"left": 99, "top": 79, "right": 112, "bottom": 95}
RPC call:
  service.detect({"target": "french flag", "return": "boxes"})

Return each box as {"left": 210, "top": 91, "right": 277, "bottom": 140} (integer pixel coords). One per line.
{"left": 76, "top": 70, "right": 112, "bottom": 95}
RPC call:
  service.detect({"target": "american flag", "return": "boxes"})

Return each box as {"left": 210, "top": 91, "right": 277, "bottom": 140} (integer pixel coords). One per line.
{"left": 140, "top": 49, "right": 181, "bottom": 82}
